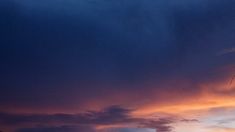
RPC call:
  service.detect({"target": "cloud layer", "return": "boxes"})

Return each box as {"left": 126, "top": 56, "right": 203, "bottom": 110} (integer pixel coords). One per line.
{"left": 0, "top": 106, "right": 200, "bottom": 132}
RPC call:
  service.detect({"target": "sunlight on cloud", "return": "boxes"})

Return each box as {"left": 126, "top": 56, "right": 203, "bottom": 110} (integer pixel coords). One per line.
{"left": 98, "top": 128, "right": 155, "bottom": 132}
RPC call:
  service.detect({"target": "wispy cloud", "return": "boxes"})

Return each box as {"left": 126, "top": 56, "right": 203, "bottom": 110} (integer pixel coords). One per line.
{"left": 218, "top": 48, "right": 235, "bottom": 55}
{"left": 207, "top": 126, "right": 235, "bottom": 132}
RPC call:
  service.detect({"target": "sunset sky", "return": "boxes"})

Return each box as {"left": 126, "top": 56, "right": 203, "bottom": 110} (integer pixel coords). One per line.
{"left": 1, "top": 0, "right": 235, "bottom": 132}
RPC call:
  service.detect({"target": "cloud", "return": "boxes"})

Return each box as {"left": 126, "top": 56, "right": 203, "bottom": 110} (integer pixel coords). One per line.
{"left": 16, "top": 126, "right": 156, "bottom": 132}
{"left": 207, "top": 126, "right": 235, "bottom": 132}
{"left": 180, "top": 119, "right": 199, "bottom": 123}
{"left": 0, "top": 106, "right": 134, "bottom": 126}
{"left": 0, "top": 106, "right": 134, "bottom": 132}
{"left": 218, "top": 48, "right": 235, "bottom": 55}
{"left": 217, "top": 118, "right": 235, "bottom": 125}
{"left": 102, "top": 128, "right": 155, "bottom": 132}
{"left": 139, "top": 117, "right": 176, "bottom": 132}
{"left": 16, "top": 126, "right": 95, "bottom": 132}
{"left": 0, "top": 106, "right": 198, "bottom": 132}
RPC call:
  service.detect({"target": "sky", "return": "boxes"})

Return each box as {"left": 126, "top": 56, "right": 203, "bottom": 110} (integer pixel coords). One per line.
{"left": 0, "top": 0, "right": 235, "bottom": 132}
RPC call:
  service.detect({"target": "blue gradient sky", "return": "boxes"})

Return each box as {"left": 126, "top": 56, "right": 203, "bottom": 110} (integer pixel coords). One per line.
{"left": 0, "top": 0, "right": 235, "bottom": 132}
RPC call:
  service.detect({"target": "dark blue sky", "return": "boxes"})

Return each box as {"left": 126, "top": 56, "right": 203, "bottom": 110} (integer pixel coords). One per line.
{"left": 0, "top": 0, "right": 235, "bottom": 132}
